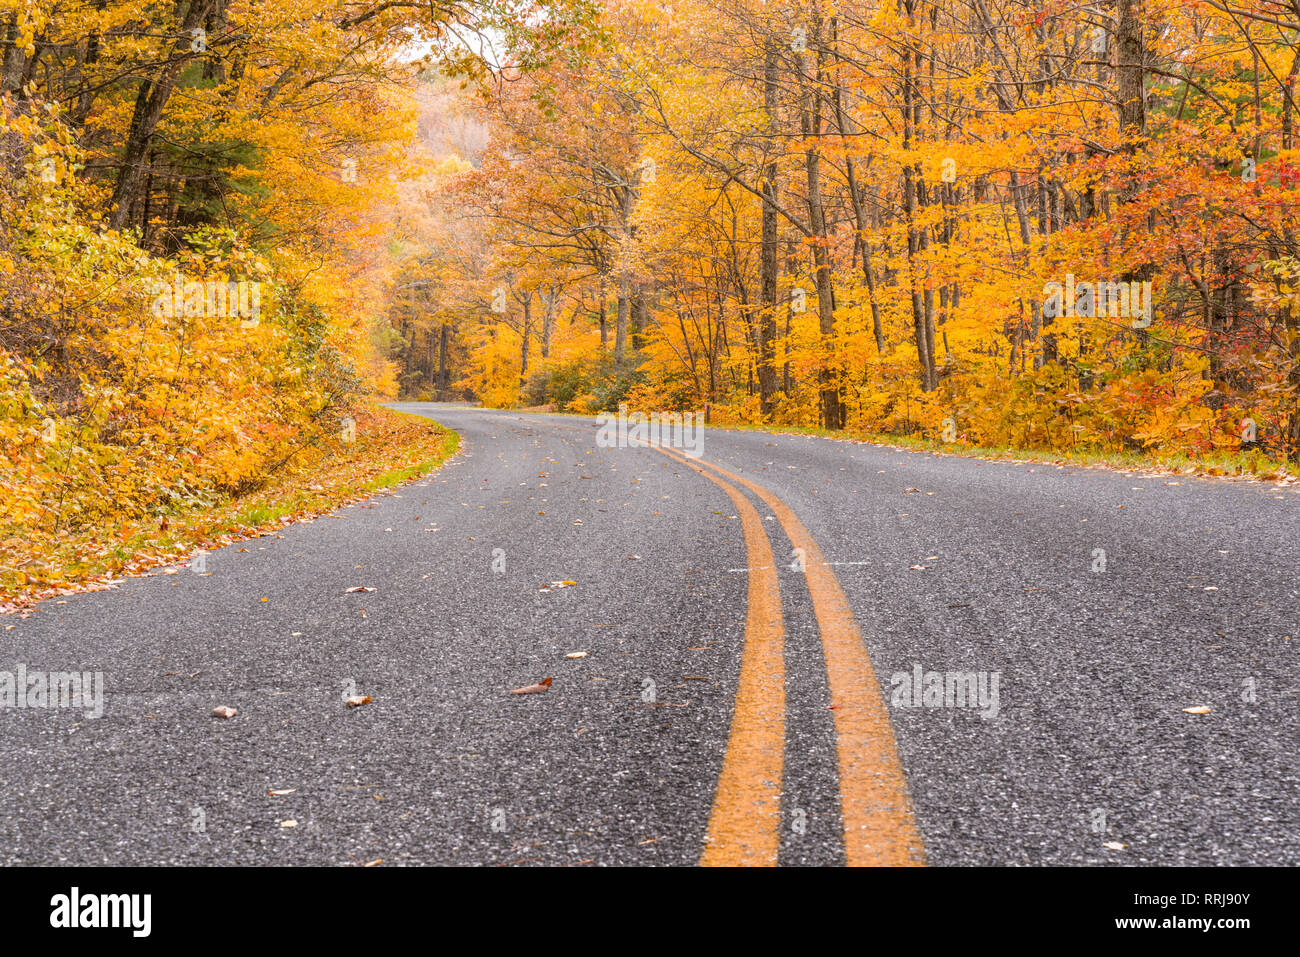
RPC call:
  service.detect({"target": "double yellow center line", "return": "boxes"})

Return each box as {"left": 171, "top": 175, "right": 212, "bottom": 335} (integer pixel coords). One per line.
{"left": 493, "top": 413, "right": 923, "bottom": 866}
{"left": 655, "top": 445, "right": 925, "bottom": 868}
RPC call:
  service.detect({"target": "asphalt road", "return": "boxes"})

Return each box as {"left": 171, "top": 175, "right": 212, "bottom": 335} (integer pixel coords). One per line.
{"left": 1, "top": 403, "right": 1296, "bottom": 866}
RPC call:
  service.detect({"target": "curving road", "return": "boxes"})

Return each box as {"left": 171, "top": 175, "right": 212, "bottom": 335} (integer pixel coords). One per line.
{"left": 1, "top": 403, "right": 1296, "bottom": 866}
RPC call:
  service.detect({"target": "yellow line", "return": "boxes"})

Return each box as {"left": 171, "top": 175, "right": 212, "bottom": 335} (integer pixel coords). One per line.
{"left": 492, "top": 415, "right": 920, "bottom": 866}
{"left": 659, "top": 447, "right": 925, "bottom": 867}
{"left": 661, "top": 451, "right": 786, "bottom": 866}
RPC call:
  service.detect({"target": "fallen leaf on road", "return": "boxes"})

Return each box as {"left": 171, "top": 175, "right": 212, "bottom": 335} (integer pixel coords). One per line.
{"left": 345, "top": 586, "right": 375, "bottom": 593}
{"left": 363, "top": 858, "right": 382, "bottom": 867}
{"left": 565, "top": 651, "right": 589, "bottom": 658}
{"left": 909, "top": 564, "right": 930, "bottom": 571}
{"left": 510, "top": 677, "right": 553, "bottom": 695}
{"left": 345, "top": 695, "right": 372, "bottom": 708}
{"left": 1182, "top": 705, "right": 1212, "bottom": 715}
{"left": 280, "top": 819, "right": 298, "bottom": 829}
{"left": 269, "top": 789, "right": 296, "bottom": 796}
{"left": 1103, "top": 841, "right": 1127, "bottom": 850}
{"left": 212, "top": 706, "right": 237, "bottom": 719}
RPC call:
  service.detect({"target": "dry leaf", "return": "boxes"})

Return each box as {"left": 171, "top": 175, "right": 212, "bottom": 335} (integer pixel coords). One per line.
{"left": 280, "top": 819, "right": 298, "bottom": 828}
{"left": 345, "top": 695, "right": 372, "bottom": 707}
{"left": 565, "top": 651, "right": 588, "bottom": 658}
{"left": 1103, "top": 841, "right": 1127, "bottom": 850}
{"left": 345, "top": 586, "right": 375, "bottom": 593}
{"left": 510, "top": 676, "right": 553, "bottom": 695}
{"left": 212, "top": 705, "right": 237, "bottom": 719}
{"left": 268, "top": 789, "right": 296, "bottom": 796}
{"left": 1182, "top": 705, "right": 1212, "bottom": 715}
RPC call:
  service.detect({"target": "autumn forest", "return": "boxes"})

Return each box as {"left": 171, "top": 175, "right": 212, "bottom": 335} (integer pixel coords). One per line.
{"left": 4, "top": 0, "right": 1300, "bottom": 597}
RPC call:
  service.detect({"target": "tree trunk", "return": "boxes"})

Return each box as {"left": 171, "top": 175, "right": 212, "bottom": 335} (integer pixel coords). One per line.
{"left": 800, "top": 14, "right": 843, "bottom": 428}
{"left": 1116, "top": 0, "right": 1146, "bottom": 140}
{"left": 1, "top": 15, "right": 26, "bottom": 95}
{"left": 756, "top": 38, "right": 782, "bottom": 417}
{"left": 615, "top": 275, "right": 629, "bottom": 367}
{"left": 901, "top": 2, "right": 936, "bottom": 392}
{"left": 438, "top": 323, "right": 450, "bottom": 394}
{"left": 541, "top": 285, "right": 555, "bottom": 360}
{"left": 108, "top": 0, "right": 216, "bottom": 231}
{"left": 519, "top": 291, "right": 532, "bottom": 392}
{"left": 597, "top": 274, "right": 608, "bottom": 352}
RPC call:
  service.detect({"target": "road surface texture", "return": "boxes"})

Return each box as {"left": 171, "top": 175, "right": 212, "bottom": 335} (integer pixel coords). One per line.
{"left": 2, "top": 403, "right": 1296, "bottom": 866}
